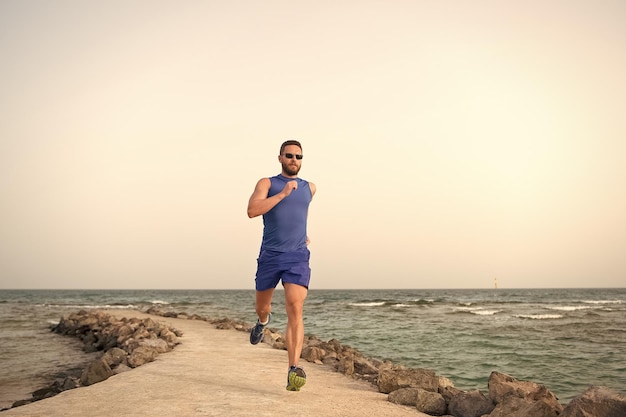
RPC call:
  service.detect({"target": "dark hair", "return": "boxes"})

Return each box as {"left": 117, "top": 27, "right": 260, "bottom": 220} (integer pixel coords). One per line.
{"left": 280, "top": 140, "right": 302, "bottom": 155}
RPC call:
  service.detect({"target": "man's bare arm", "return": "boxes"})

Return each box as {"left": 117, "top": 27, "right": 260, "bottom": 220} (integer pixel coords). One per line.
{"left": 247, "top": 178, "right": 298, "bottom": 218}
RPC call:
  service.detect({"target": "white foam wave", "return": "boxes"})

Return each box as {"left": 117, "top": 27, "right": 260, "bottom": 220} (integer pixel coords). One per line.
{"left": 454, "top": 307, "right": 501, "bottom": 316}
{"left": 392, "top": 303, "right": 411, "bottom": 308}
{"left": 582, "top": 300, "right": 623, "bottom": 305}
{"left": 348, "top": 302, "right": 385, "bottom": 307}
{"left": 41, "top": 304, "right": 138, "bottom": 310}
{"left": 515, "top": 314, "right": 563, "bottom": 320}
{"left": 455, "top": 306, "right": 480, "bottom": 312}
{"left": 547, "top": 306, "right": 594, "bottom": 312}
{"left": 473, "top": 310, "right": 502, "bottom": 316}
{"left": 150, "top": 300, "right": 171, "bottom": 305}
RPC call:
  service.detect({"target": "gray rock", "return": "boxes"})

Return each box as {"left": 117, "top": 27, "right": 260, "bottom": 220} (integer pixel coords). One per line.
{"left": 561, "top": 386, "right": 626, "bottom": 417}
{"left": 102, "top": 347, "right": 128, "bottom": 367}
{"left": 354, "top": 356, "right": 380, "bottom": 376}
{"left": 487, "top": 371, "right": 562, "bottom": 416}
{"left": 377, "top": 366, "right": 438, "bottom": 394}
{"left": 490, "top": 395, "right": 561, "bottom": 417}
{"left": 388, "top": 388, "right": 420, "bottom": 406}
{"left": 488, "top": 371, "right": 560, "bottom": 404}
{"left": 447, "top": 389, "right": 494, "bottom": 417}
{"left": 112, "top": 363, "right": 133, "bottom": 374}
{"left": 80, "top": 359, "right": 113, "bottom": 386}
{"left": 337, "top": 355, "right": 355, "bottom": 376}
{"left": 416, "top": 389, "right": 447, "bottom": 416}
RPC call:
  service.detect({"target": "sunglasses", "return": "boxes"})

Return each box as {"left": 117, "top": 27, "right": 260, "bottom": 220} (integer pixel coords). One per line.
{"left": 283, "top": 153, "right": 303, "bottom": 160}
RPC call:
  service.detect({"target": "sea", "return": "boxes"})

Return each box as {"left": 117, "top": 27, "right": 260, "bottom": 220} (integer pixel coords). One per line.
{"left": 0, "top": 288, "right": 624, "bottom": 409}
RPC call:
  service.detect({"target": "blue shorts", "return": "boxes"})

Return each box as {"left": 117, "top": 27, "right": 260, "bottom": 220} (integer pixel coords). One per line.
{"left": 255, "top": 248, "right": 311, "bottom": 291}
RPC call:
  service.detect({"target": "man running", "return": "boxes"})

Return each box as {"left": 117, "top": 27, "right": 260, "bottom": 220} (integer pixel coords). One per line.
{"left": 247, "top": 140, "right": 316, "bottom": 391}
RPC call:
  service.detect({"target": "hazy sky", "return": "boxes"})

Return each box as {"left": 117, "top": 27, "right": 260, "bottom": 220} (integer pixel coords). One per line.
{"left": 1, "top": 1, "right": 624, "bottom": 290}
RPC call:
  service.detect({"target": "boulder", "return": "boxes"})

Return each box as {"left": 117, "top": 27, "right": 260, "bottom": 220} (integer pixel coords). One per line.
{"left": 416, "top": 389, "right": 447, "bottom": 416}
{"left": 102, "top": 347, "right": 128, "bottom": 368}
{"left": 447, "top": 389, "right": 494, "bottom": 417}
{"left": 140, "top": 338, "right": 171, "bottom": 353}
{"left": 337, "top": 355, "right": 355, "bottom": 376}
{"left": 487, "top": 371, "right": 563, "bottom": 416}
{"left": 488, "top": 371, "right": 561, "bottom": 404}
{"left": 128, "top": 346, "right": 159, "bottom": 368}
{"left": 377, "top": 366, "right": 439, "bottom": 394}
{"left": 80, "top": 359, "right": 113, "bottom": 386}
{"left": 301, "top": 346, "right": 326, "bottom": 363}
{"left": 388, "top": 387, "right": 420, "bottom": 406}
{"left": 438, "top": 375, "right": 455, "bottom": 390}
{"left": 354, "top": 356, "right": 380, "bottom": 376}
{"left": 159, "top": 328, "right": 179, "bottom": 345}
{"left": 489, "top": 395, "right": 561, "bottom": 417}
{"left": 32, "top": 386, "right": 60, "bottom": 401}
{"left": 561, "top": 386, "right": 626, "bottom": 417}
{"left": 113, "top": 363, "right": 133, "bottom": 374}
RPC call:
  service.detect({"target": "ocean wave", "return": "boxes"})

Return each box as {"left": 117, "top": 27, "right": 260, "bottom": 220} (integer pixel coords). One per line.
{"left": 39, "top": 304, "right": 138, "bottom": 310}
{"left": 348, "top": 302, "right": 385, "bottom": 307}
{"left": 150, "top": 300, "right": 171, "bottom": 305}
{"left": 547, "top": 306, "right": 594, "bottom": 312}
{"left": 582, "top": 300, "right": 623, "bottom": 305}
{"left": 514, "top": 314, "right": 563, "bottom": 320}
{"left": 453, "top": 307, "right": 501, "bottom": 316}
{"left": 412, "top": 298, "right": 436, "bottom": 304}
{"left": 348, "top": 299, "right": 432, "bottom": 308}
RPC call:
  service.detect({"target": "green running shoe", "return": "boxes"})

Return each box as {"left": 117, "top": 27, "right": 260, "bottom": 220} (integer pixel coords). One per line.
{"left": 286, "top": 366, "right": 307, "bottom": 391}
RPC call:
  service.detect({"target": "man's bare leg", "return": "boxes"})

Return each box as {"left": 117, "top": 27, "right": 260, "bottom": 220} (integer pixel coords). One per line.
{"left": 283, "top": 283, "right": 308, "bottom": 367}
{"left": 255, "top": 288, "right": 274, "bottom": 323}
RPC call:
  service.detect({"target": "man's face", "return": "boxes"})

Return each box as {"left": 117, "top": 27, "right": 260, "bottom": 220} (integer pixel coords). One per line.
{"left": 279, "top": 145, "right": 303, "bottom": 176}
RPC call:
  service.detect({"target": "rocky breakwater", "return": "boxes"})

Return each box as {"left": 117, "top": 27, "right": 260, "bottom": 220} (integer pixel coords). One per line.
{"left": 155, "top": 309, "right": 624, "bottom": 417}
{"left": 8, "top": 310, "right": 181, "bottom": 410}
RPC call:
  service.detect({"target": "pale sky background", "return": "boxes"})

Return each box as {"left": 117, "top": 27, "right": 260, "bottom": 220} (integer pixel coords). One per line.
{"left": 1, "top": 1, "right": 624, "bottom": 290}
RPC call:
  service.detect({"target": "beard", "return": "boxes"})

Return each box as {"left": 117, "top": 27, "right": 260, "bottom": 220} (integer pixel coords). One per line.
{"left": 282, "top": 161, "right": 301, "bottom": 176}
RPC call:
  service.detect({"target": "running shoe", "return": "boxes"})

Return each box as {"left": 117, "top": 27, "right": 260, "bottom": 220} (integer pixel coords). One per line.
{"left": 249, "top": 313, "right": 271, "bottom": 345}
{"left": 286, "top": 366, "right": 307, "bottom": 391}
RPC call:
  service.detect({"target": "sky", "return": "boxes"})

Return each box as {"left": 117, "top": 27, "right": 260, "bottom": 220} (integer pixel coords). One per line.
{"left": 1, "top": 1, "right": 624, "bottom": 290}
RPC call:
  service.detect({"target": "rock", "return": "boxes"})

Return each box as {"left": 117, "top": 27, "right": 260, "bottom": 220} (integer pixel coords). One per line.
{"left": 61, "top": 377, "right": 77, "bottom": 390}
{"left": 447, "top": 389, "right": 494, "bottom": 417}
{"left": 388, "top": 387, "right": 420, "bottom": 406}
{"left": 354, "top": 356, "right": 380, "bottom": 376}
{"left": 214, "top": 318, "right": 237, "bottom": 330}
{"left": 489, "top": 396, "right": 561, "bottom": 417}
{"left": 116, "top": 324, "right": 135, "bottom": 339}
{"left": 301, "top": 346, "right": 326, "bottom": 363}
{"left": 487, "top": 371, "right": 563, "bottom": 416}
{"left": 337, "top": 355, "right": 355, "bottom": 376}
{"left": 159, "top": 328, "right": 179, "bottom": 345}
{"left": 80, "top": 359, "right": 113, "bottom": 386}
{"left": 561, "top": 386, "right": 626, "bottom": 417}
{"left": 138, "top": 338, "right": 170, "bottom": 354}
{"left": 488, "top": 371, "right": 561, "bottom": 405}
{"left": 416, "top": 389, "right": 447, "bottom": 416}
{"left": 102, "top": 347, "right": 128, "bottom": 368}
{"left": 377, "top": 366, "right": 438, "bottom": 394}
{"left": 11, "top": 399, "right": 33, "bottom": 408}
{"left": 113, "top": 363, "right": 133, "bottom": 374}
{"left": 32, "top": 386, "right": 60, "bottom": 401}
{"left": 128, "top": 346, "right": 159, "bottom": 367}
{"left": 438, "top": 375, "right": 455, "bottom": 390}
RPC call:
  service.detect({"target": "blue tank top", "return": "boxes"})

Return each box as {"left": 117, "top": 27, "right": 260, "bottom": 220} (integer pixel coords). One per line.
{"left": 261, "top": 174, "right": 312, "bottom": 253}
